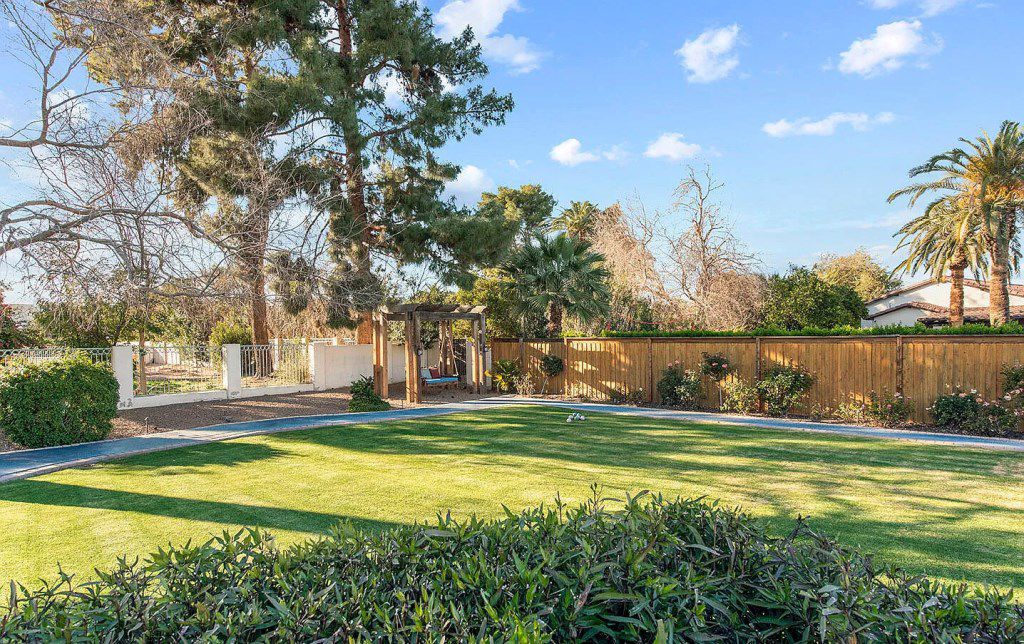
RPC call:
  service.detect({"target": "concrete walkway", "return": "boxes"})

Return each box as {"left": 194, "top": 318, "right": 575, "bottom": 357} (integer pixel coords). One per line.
{"left": 1, "top": 398, "right": 1022, "bottom": 483}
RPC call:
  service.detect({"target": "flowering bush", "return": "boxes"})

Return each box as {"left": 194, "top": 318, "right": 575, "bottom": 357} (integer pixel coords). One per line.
{"left": 1001, "top": 363, "right": 1024, "bottom": 393}
{"left": 930, "top": 389, "right": 982, "bottom": 430}
{"left": 657, "top": 362, "right": 702, "bottom": 409}
{"left": 865, "top": 391, "right": 913, "bottom": 428}
{"left": 756, "top": 364, "right": 815, "bottom": 416}
{"left": 700, "top": 353, "right": 733, "bottom": 382}
{"left": 930, "top": 388, "right": 1021, "bottom": 437}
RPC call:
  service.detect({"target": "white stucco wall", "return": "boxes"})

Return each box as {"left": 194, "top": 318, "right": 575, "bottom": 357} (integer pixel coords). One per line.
{"left": 862, "top": 307, "right": 930, "bottom": 328}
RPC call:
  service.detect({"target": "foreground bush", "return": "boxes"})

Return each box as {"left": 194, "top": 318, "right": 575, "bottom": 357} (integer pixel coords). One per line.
{"left": 0, "top": 352, "right": 118, "bottom": 447}
{"left": 3, "top": 494, "right": 1020, "bottom": 641}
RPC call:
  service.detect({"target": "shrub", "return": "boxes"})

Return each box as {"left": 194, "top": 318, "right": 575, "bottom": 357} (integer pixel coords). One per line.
{"left": 930, "top": 389, "right": 1020, "bottom": 436}
{"left": 4, "top": 493, "right": 1022, "bottom": 641}
{"left": 347, "top": 375, "right": 390, "bottom": 412}
{"left": 720, "top": 378, "right": 758, "bottom": 414}
{"left": 656, "top": 362, "right": 702, "bottom": 409}
{"left": 488, "top": 359, "right": 521, "bottom": 393}
{"left": 866, "top": 390, "right": 914, "bottom": 427}
{"left": 512, "top": 372, "right": 534, "bottom": 396}
{"left": 833, "top": 401, "right": 870, "bottom": 425}
{"left": 601, "top": 321, "right": 1024, "bottom": 338}
{"left": 0, "top": 352, "right": 118, "bottom": 448}
{"left": 208, "top": 319, "right": 253, "bottom": 347}
{"left": 609, "top": 388, "right": 647, "bottom": 406}
{"left": 538, "top": 354, "right": 564, "bottom": 394}
{"left": 756, "top": 364, "right": 815, "bottom": 416}
{"left": 967, "top": 402, "right": 1020, "bottom": 436}
{"left": 1002, "top": 363, "right": 1024, "bottom": 393}
{"left": 931, "top": 389, "right": 982, "bottom": 430}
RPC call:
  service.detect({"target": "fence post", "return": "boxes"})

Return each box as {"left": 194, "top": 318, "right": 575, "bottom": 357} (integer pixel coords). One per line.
{"left": 647, "top": 338, "right": 654, "bottom": 402}
{"left": 111, "top": 345, "right": 134, "bottom": 409}
{"left": 754, "top": 337, "right": 764, "bottom": 414}
{"left": 222, "top": 344, "right": 242, "bottom": 399}
{"left": 310, "top": 343, "right": 328, "bottom": 391}
{"left": 896, "top": 335, "right": 904, "bottom": 396}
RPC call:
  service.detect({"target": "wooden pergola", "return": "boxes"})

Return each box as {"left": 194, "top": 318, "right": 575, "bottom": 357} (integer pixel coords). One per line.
{"left": 371, "top": 304, "right": 487, "bottom": 404}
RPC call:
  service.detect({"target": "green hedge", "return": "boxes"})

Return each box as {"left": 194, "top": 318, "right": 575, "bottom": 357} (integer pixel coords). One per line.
{"left": 596, "top": 322, "right": 1024, "bottom": 338}
{"left": 0, "top": 352, "right": 118, "bottom": 448}
{"left": 3, "top": 494, "right": 1020, "bottom": 640}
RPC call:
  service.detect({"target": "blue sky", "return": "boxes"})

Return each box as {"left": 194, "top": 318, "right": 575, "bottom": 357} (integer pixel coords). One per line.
{"left": 430, "top": 0, "right": 1024, "bottom": 272}
{"left": 1, "top": 0, "right": 1022, "bottom": 303}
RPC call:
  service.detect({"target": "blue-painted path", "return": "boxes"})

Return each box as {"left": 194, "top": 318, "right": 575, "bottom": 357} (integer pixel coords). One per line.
{"left": 1, "top": 397, "right": 1021, "bottom": 483}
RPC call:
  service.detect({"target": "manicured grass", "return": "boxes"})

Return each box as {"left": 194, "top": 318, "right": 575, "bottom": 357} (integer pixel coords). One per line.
{"left": 1, "top": 405, "right": 1022, "bottom": 589}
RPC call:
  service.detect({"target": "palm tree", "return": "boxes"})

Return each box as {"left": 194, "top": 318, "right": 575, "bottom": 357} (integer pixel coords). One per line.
{"left": 550, "top": 201, "right": 599, "bottom": 240}
{"left": 893, "top": 196, "right": 988, "bottom": 327}
{"left": 504, "top": 233, "right": 611, "bottom": 336}
{"left": 889, "top": 121, "right": 1024, "bottom": 325}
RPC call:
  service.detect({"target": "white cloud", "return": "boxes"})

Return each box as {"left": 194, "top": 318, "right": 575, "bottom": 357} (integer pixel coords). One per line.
{"left": 868, "top": 0, "right": 967, "bottom": 17}
{"left": 480, "top": 33, "right": 543, "bottom": 74}
{"left": 447, "top": 165, "right": 494, "bottom": 200}
{"left": 676, "top": 25, "right": 741, "bottom": 83}
{"left": 837, "top": 20, "right": 942, "bottom": 76}
{"left": 762, "top": 111, "right": 896, "bottom": 137}
{"left": 435, "top": 0, "right": 544, "bottom": 74}
{"left": 550, "top": 138, "right": 599, "bottom": 166}
{"left": 602, "top": 145, "right": 629, "bottom": 162}
{"left": 435, "top": 0, "right": 517, "bottom": 39}
{"left": 643, "top": 133, "right": 702, "bottom": 162}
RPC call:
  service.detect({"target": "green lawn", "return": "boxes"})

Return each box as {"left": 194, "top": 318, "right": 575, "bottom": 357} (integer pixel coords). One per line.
{"left": 2, "top": 405, "right": 1023, "bottom": 589}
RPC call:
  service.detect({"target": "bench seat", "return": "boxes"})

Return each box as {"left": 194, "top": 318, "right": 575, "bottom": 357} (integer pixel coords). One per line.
{"left": 422, "top": 376, "right": 460, "bottom": 386}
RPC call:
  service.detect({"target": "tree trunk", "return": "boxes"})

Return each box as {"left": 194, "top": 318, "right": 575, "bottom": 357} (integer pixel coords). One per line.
{"left": 338, "top": 0, "right": 375, "bottom": 344}
{"left": 948, "top": 260, "right": 966, "bottom": 327}
{"left": 546, "top": 302, "right": 563, "bottom": 337}
{"left": 251, "top": 268, "right": 270, "bottom": 345}
{"left": 988, "top": 237, "right": 1011, "bottom": 326}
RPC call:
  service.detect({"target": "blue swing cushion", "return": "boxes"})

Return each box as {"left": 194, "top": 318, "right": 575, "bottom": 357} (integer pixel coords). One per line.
{"left": 420, "top": 368, "right": 458, "bottom": 386}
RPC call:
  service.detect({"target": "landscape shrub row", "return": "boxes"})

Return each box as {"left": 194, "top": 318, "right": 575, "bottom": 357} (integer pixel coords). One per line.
{"left": 596, "top": 321, "right": 1024, "bottom": 338}
{"left": 2, "top": 493, "right": 1020, "bottom": 641}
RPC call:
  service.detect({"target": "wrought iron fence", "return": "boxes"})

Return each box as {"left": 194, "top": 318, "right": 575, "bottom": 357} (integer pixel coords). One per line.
{"left": 135, "top": 344, "right": 223, "bottom": 396}
{"left": 0, "top": 347, "right": 112, "bottom": 366}
{"left": 241, "top": 343, "right": 310, "bottom": 388}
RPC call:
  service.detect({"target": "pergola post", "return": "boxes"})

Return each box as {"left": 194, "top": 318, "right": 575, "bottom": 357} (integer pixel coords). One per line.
{"left": 371, "top": 313, "right": 389, "bottom": 398}
{"left": 478, "top": 313, "right": 487, "bottom": 393}
{"left": 405, "top": 312, "right": 422, "bottom": 404}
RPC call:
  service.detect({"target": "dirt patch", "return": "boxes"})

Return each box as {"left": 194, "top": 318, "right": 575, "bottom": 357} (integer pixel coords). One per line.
{"left": 0, "top": 384, "right": 488, "bottom": 451}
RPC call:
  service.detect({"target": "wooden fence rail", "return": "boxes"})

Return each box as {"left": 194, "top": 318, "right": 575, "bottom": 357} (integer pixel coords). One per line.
{"left": 490, "top": 335, "right": 1024, "bottom": 423}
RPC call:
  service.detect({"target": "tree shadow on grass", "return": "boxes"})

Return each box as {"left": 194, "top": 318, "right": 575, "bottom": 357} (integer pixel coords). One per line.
{"left": 0, "top": 480, "right": 402, "bottom": 535}
{"left": 271, "top": 405, "right": 1021, "bottom": 482}
{"left": 101, "top": 442, "right": 292, "bottom": 475}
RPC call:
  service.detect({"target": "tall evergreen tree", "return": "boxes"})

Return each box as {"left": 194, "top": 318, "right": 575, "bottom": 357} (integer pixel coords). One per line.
{"left": 71, "top": 0, "right": 514, "bottom": 342}
{"left": 304, "top": 0, "right": 515, "bottom": 340}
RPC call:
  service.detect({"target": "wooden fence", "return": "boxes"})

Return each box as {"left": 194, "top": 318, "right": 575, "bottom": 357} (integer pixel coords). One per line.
{"left": 491, "top": 335, "right": 1024, "bottom": 423}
